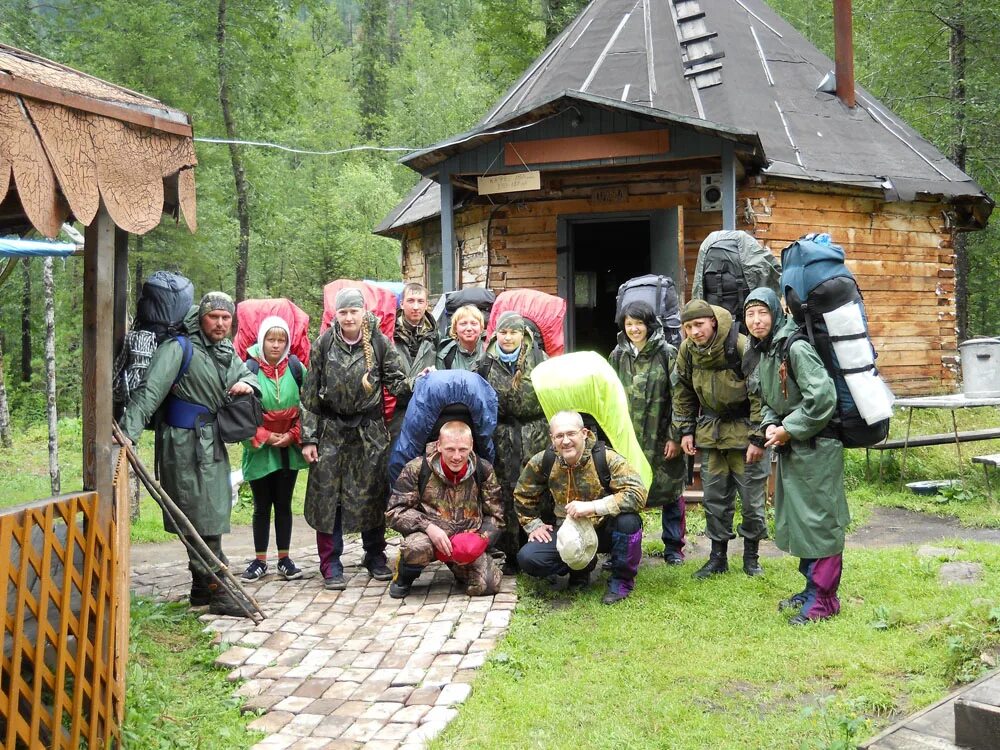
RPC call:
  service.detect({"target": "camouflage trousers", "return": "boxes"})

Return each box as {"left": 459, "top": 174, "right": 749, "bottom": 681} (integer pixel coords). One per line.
{"left": 398, "top": 532, "right": 502, "bottom": 597}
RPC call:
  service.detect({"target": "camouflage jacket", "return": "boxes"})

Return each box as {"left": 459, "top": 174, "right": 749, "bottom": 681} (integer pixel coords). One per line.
{"left": 386, "top": 444, "right": 504, "bottom": 545}
{"left": 610, "top": 327, "right": 685, "bottom": 506}
{"left": 300, "top": 312, "right": 411, "bottom": 442}
{"left": 514, "top": 434, "right": 647, "bottom": 533}
{"left": 672, "top": 304, "right": 764, "bottom": 450}
{"left": 393, "top": 311, "right": 439, "bottom": 404}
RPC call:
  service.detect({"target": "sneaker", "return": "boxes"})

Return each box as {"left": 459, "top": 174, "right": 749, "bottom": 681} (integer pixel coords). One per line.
{"left": 276, "top": 557, "right": 303, "bottom": 580}
{"left": 324, "top": 574, "right": 347, "bottom": 590}
{"left": 663, "top": 552, "right": 685, "bottom": 565}
{"left": 241, "top": 559, "right": 268, "bottom": 581}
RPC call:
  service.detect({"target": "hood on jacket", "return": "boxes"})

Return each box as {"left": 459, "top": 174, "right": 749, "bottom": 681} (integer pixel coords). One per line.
{"left": 686, "top": 304, "right": 735, "bottom": 369}
{"left": 743, "top": 287, "right": 788, "bottom": 354}
{"left": 485, "top": 325, "right": 537, "bottom": 358}
{"left": 256, "top": 315, "right": 291, "bottom": 364}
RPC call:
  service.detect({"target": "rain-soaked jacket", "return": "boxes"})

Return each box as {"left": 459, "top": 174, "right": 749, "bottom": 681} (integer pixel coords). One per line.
{"left": 436, "top": 338, "right": 485, "bottom": 371}
{"left": 515, "top": 434, "right": 647, "bottom": 534}
{"left": 672, "top": 304, "right": 764, "bottom": 451}
{"left": 300, "top": 313, "right": 411, "bottom": 533}
{"left": 121, "top": 305, "right": 259, "bottom": 536}
{"left": 473, "top": 331, "right": 549, "bottom": 557}
{"left": 745, "top": 287, "right": 849, "bottom": 558}
{"left": 610, "top": 328, "right": 685, "bottom": 507}
{"left": 393, "top": 310, "right": 439, "bottom": 409}
{"left": 386, "top": 444, "right": 504, "bottom": 544}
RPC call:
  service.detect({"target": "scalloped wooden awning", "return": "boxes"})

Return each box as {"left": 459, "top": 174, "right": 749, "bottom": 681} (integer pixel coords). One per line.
{"left": 0, "top": 44, "right": 197, "bottom": 238}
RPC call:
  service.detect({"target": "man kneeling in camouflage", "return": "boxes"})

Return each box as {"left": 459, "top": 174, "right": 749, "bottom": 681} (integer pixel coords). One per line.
{"left": 386, "top": 421, "right": 504, "bottom": 599}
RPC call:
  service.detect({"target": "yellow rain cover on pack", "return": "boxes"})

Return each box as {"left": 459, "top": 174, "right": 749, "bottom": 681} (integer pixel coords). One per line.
{"left": 531, "top": 351, "right": 652, "bottom": 488}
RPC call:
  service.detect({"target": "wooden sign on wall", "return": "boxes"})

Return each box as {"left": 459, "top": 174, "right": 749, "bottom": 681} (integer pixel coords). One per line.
{"left": 477, "top": 171, "right": 542, "bottom": 195}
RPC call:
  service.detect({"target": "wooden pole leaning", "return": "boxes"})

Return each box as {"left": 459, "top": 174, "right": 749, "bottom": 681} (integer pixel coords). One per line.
{"left": 111, "top": 421, "right": 265, "bottom": 623}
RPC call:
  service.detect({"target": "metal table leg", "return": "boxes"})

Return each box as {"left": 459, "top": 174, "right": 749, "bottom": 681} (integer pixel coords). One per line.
{"left": 898, "top": 407, "right": 914, "bottom": 488}
{"left": 951, "top": 409, "right": 963, "bottom": 470}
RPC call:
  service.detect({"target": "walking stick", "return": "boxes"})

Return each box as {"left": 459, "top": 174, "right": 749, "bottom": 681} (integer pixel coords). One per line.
{"left": 112, "top": 421, "right": 265, "bottom": 623}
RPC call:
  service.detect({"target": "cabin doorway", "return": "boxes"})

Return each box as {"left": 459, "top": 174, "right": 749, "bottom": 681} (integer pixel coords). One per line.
{"left": 558, "top": 208, "right": 681, "bottom": 354}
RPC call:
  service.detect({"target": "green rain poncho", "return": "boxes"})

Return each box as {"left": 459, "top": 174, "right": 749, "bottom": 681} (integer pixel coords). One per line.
{"left": 745, "top": 287, "right": 849, "bottom": 558}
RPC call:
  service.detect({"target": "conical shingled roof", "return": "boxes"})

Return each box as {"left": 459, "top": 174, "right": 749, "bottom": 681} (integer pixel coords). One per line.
{"left": 483, "top": 0, "right": 977, "bottom": 197}
{"left": 376, "top": 0, "right": 989, "bottom": 235}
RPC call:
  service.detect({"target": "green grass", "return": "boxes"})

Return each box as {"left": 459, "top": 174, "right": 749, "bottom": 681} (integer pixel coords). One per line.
{"left": 0, "top": 417, "right": 306, "bottom": 543}
{"left": 434, "top": 544, "right": 1000, "bottom": 750}
{"left": 122, "top": 596, "right": 263, "bottom": 749}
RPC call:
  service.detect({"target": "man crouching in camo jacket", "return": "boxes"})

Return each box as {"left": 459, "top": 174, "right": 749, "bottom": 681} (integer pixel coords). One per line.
{"left": 385, "top": 421, "right": 504, "bottom": 599}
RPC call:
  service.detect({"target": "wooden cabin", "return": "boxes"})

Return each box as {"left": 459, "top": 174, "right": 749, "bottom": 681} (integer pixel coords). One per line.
{"left": 375, "top": 0, "right": 993, "bottom": 395}
{"left": 0, "top": 43, "right": 196, "bottom": 748}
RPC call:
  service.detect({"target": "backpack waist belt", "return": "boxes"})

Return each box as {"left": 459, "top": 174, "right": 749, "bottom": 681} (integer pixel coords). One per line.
{"left": 163, "top": 395, "right": 212, "bottom": 429}
{"left": 699, "top": 402, "right": 751, "bottom": 422}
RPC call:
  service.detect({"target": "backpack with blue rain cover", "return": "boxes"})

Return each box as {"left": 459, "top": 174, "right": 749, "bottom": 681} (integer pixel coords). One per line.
{"left": 781, "top": 234, "right": 892, "bottom": 448}
{"left": 388, "top": 369, "right": 499, "bottom": 485}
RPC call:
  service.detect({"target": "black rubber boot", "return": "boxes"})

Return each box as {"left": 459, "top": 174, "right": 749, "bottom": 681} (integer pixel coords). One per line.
{"left": 207, "top": 582, "right": 250, "bottom": 618}
{"left": 389, "top": 562, "right": 423, "bottom": 599}
{"left": 743, "top": 539, "right": 764, "bottom": 577}
{"left": 693, "top": 540, "right": 729, "bottom": 579}
{"left": 189, "top": 570, "right": 211, "bottom": 606}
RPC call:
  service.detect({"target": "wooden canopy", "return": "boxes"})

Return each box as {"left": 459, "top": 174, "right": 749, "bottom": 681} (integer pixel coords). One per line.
{"left": 0, "top": 43, "right": 197, "bottom": 238}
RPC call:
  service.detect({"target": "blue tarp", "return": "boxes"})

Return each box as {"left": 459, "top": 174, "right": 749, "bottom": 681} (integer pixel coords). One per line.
{"left": 0, "top": 238, "right": 78, "bottom": 257}
{"left": 388, "top": 370, "right": 498, "bottom": 484}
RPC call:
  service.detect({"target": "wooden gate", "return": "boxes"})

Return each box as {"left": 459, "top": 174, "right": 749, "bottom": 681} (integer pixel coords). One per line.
{"left": 0, "top": 449, "right": 129, "bottom": 749}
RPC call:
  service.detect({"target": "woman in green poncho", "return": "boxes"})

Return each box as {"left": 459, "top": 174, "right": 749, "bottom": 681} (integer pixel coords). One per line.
{"left": 744, "top": 287, "right": 849, "bottom": 625}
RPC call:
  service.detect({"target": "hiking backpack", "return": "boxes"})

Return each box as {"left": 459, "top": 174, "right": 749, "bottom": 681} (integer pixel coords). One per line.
{"left": 539, "top": 441, "right": 614, "bottom": 496}
{"left": 780, "top": 233, "right": 893, "bottom": 448}
{"left": 700, "top": 236, "right": 751, "bottom": 333}
{"left": 615, "top": 274, "right": 682, "bottom": 347}
{"left": 113, "top": 271, "right": 195, "bottom": 410}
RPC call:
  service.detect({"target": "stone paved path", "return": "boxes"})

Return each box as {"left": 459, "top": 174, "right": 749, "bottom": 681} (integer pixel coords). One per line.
{"left": 130, "top": 537, "right": 516, "bottom": 750}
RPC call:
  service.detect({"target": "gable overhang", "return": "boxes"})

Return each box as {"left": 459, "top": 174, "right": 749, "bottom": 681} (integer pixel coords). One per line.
{"left": 399, "top": 90, "right": 767, "bottom": 178}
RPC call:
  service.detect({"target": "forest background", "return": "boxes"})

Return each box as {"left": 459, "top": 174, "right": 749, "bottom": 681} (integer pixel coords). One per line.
{"left": 1, "top": 0, "right": 998, "bottom": 423}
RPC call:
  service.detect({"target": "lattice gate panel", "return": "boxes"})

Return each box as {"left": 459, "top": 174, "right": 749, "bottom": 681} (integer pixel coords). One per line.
{"left": 0, "top": 481, "right": 125, "bottom": 749}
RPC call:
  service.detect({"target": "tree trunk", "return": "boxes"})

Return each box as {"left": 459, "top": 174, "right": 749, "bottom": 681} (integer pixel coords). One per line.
{"left": 21, "top": 258, "right": 32, "bottom": 382}
{"left": 949, "top": 2, "right": 969, "bottom": 341}
{"left": 0, "top": 334, "right": 12, "bottom": 449}
{"left": 43, "top": 256, "right": 60, "bottom": 494}
{"left": 217, "top": 0, "right": 251, "bottom": 303}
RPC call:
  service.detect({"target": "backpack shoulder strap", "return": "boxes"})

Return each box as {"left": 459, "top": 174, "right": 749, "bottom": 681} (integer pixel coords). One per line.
{"left": 245, "top": 357, "right": 259, "bottom": 375}
{"left": 725, "top": 325, "right": 743, "bottom": 380}
{"left": 172, "top": 335, "right": 194, "bottom": 387}
{"left": 592, "top": 441, "right": 613, "bottom": 496}
{"left": 474, "top": 457, "right": 489, "bottom": 488}
{"left": 443, "top": 345, "right": 457, "bottom": 370}
{"left": 417, "top": 456, "right": 431, "bottom": 497}
{"left": 780, "top": 330, "right": 808, "bottom": 383}
{"left": 540, "top": 446, "right": 557, "bottom": 481}
{"left": 288, "top": 354, "right": 304, "bottom": 387}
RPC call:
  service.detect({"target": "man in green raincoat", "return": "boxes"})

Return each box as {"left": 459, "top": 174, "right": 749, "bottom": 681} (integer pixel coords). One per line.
{"left": 121, "top": 292, "right": 259, "bottom": 616}
{"left": 744, "top": 288, "right": 848, "bottom": 624}
{"left": 673, "top": 299, "right": 768, "bottom": 578}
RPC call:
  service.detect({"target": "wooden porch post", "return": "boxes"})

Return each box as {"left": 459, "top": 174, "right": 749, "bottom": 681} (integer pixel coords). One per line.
{"left": 83, "top": 204, "right": 115, "bottom": 525}
{"left": 112, "top": 228, "right": 129, "bottom": 422}
{"left": 721, "top": 140, "right": 736, "bottom": 230}
{"left": 439, "top": 164, "right": 456, "bottom": 293}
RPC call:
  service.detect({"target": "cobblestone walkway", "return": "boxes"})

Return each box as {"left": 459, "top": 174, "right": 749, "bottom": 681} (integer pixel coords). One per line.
{"left": 130, "top": 537, "right": 516, "bottom": 750}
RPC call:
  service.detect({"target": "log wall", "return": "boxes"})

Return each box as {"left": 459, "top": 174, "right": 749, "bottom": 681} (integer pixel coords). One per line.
{"left": 397, "top": 168, "right": 958, "bottom": 395}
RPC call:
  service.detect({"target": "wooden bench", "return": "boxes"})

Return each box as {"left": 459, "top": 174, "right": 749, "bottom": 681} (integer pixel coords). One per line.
{"left": 868, "top": 428, "right": 1000, "bottom": 451}
{"left": 972, "top": 454, "right": 1000, "bottom": 500}
{"left": 866, "top": 428, "right": 1000, "bottom": 482}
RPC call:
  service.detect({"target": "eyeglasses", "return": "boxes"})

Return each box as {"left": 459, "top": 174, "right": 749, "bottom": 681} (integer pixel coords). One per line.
{"left": 551, "top": 429, "right": 582, "bottom": 442}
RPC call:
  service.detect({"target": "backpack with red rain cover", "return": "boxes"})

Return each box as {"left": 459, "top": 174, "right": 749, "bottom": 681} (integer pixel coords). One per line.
{"left": 234, "top": 298, "right": 311, "bottom": 365}
{"left": 486, "top": 289, "right": 566, "bottom": 356}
